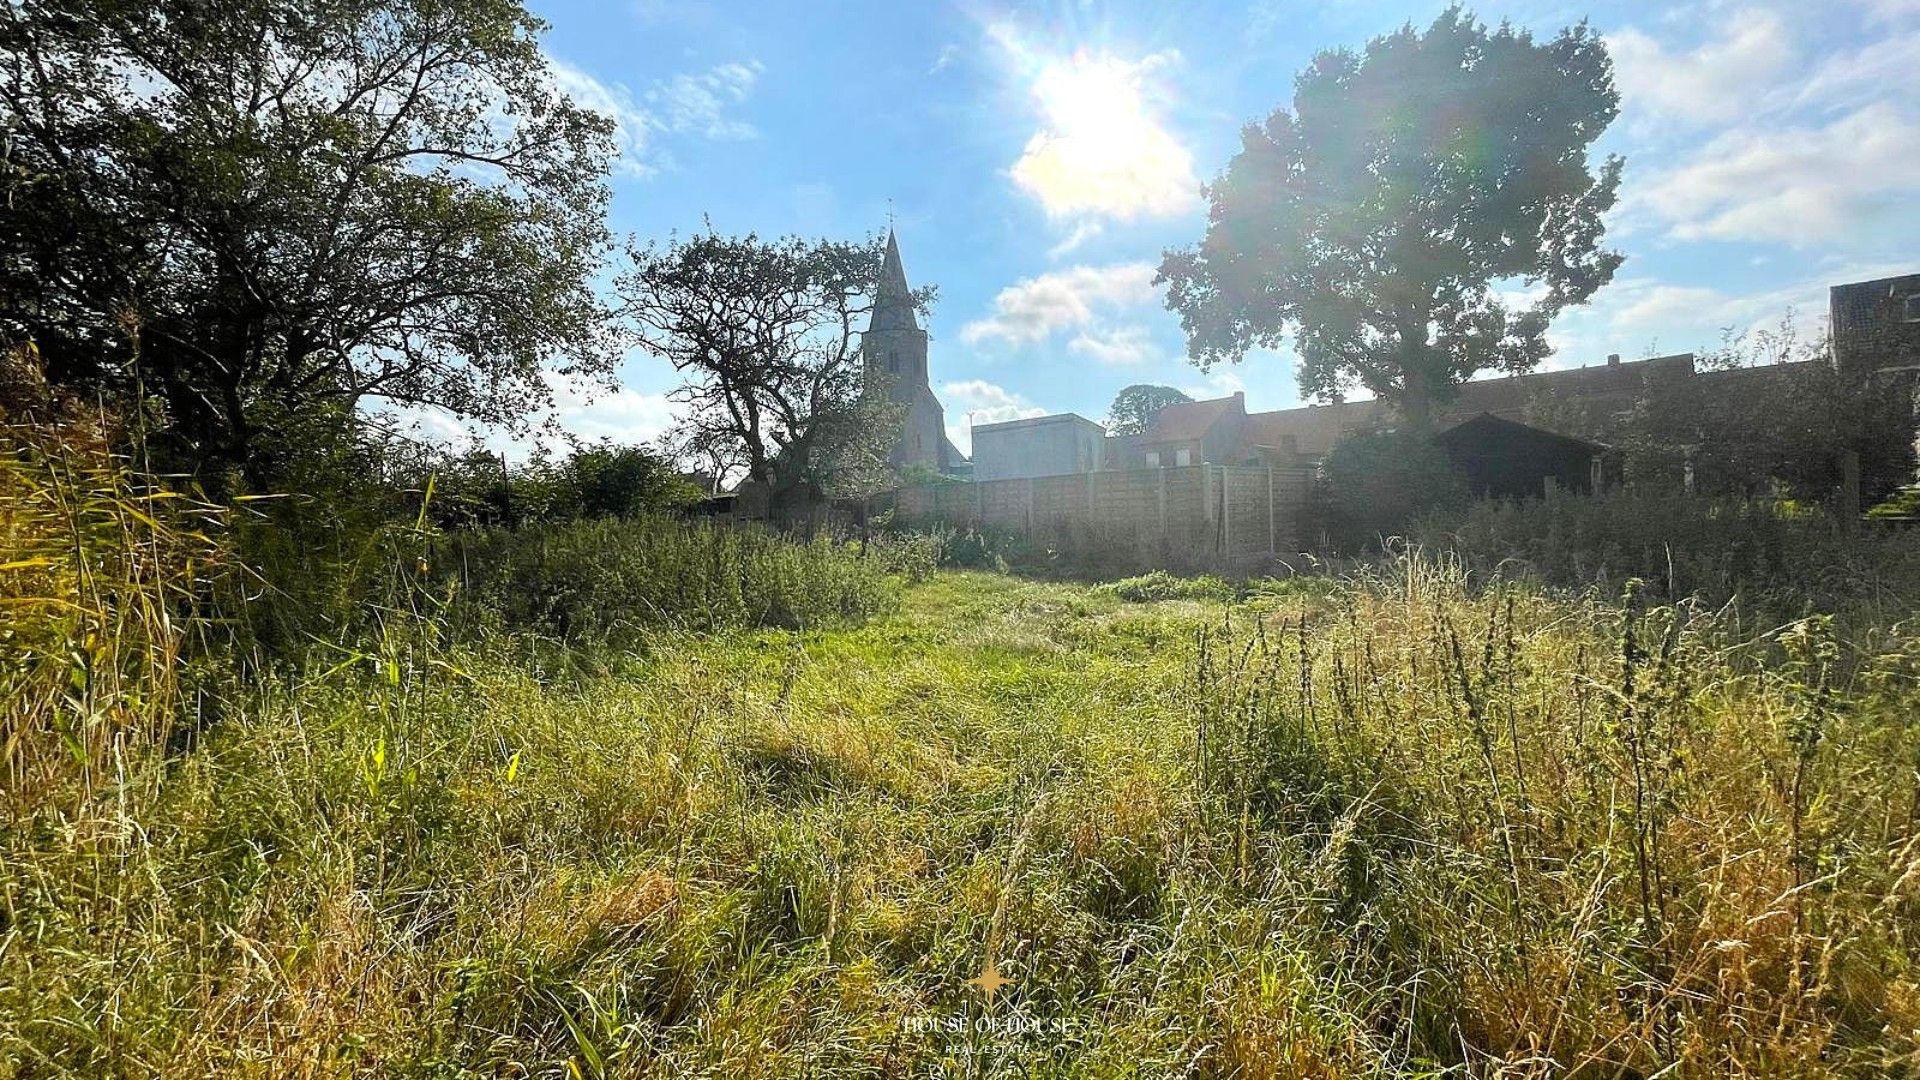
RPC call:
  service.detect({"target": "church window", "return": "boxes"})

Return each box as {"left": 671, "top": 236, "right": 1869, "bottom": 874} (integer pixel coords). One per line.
{"left": 888, "top": 351, "right": 899, "bottom": 373}
{"left": 1903, "top": 294, "right": 1920, "bottom": 323}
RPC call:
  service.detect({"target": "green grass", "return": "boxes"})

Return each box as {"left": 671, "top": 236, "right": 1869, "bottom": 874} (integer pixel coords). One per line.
{"left": 8, "top": 559, "right": 1920, "bottom": 1076}
{"left": 6, "top": 430, "right": 1920, "bottom": 1077}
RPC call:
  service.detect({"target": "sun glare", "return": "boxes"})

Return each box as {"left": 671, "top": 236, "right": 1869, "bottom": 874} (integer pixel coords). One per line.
{"left": 992, "top": 25, "right": 1199, "bottom": 222}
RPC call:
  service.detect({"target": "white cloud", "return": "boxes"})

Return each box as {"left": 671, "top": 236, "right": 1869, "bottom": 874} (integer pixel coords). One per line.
{"left": 1609, "top": 283, "right": 1731, "bottom": 328}
{"left": 992, "top": 25, "right": 1200, "bottom": 222}
{"left": 1608, "top": 12, "right": 1795, "bottom": 126}
{"left": 550, "top": 59, "right": 658, "bottom": 177}
{"left": 960, "top": 262, "right": 1158, "bottom": 346}
{"left": 1068, "top": 325, "right": 1156, "bottom": 366}
{"left": 1046, "top": 220, "right": 1105, "bottom": 259}
{"left": 539, "top": 370, "right": 681, "bottom": 448}
{"left": 1632, "top": 103, "right": 1920, "bottom": 246}
{"left": 647, "top": 61, "right": 763, "bottom": 140}
{"left": 1792, "top": 30, "right": 1920, "bottom": 113}
{"left": 940, "top": 379, "right": 1048, "bottom": 455}
{"left": 377, "top": 368, "right": 681, "bottom": 463}
{"left": 549, "top": 58, "right": 762, "bottom": 176}
{"left": 1179, "top": 368, "right": 1244, "bottom": 403}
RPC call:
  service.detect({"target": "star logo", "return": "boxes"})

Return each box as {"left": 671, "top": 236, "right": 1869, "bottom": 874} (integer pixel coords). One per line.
{"left": 965, "top": 956, "right": 1012, "bottom": 1003}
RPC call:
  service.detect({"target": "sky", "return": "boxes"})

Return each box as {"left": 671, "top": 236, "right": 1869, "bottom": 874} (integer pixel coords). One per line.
{"left": 426, "top": 0, "right": 1920, "bottom": 459}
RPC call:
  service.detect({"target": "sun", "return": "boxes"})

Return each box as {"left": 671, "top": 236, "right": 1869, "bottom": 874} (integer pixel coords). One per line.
{"left": 990, "top": 25, "right": 1200, "bottom": 221}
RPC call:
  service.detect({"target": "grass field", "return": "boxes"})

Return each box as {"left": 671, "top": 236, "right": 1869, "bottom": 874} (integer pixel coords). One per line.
{"left": 8, "top": 528, "right": 1920, "bottom": 1076}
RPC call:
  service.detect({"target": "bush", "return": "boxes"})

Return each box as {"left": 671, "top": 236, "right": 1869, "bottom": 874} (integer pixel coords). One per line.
{"left": 1414, "top": 487, "right": 1920, "bottom": 620}
{"left": 860, "top": 531, "right": 943, "bottom": 583}
{"left": 1317, "top": 429, "right": 1469, "bottom": 549}
{"left": 448, "top": 517, "right": 894, "bottom": 643}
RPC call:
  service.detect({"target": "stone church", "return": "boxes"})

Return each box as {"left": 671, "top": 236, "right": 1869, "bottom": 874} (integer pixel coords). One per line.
{"left": 862, "top": 231, "right": 969, "bottom": 475}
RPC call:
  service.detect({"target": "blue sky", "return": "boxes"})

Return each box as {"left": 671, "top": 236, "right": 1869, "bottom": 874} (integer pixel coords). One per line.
{"left": 445, "top": 0, "right": 1920, "bottom": 458}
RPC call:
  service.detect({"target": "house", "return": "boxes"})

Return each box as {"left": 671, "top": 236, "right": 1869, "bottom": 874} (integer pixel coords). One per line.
{"left": 970, "top": 413, "right": 1105, "bottom": 481}
{"left": 1098, "top": 352, "right": 1696, "bottom": 470}
{"left": 1831, "top": 273, "right": 1920, "bottom": 376}
{"left": 1112, "top": 392, "right": 1250, "bottom": 468}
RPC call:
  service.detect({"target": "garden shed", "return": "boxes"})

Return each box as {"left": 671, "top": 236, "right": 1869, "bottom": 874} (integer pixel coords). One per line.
{"left": 1436, "top": 413, "right": 1607, "bottom": 499}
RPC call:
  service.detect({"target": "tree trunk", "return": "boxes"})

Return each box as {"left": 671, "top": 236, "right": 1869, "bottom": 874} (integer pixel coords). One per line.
{"left": 1397, "top": 315, "right": 1438, "bottom": 435}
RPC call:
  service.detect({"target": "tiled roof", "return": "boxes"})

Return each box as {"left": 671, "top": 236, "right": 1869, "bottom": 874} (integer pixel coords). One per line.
{"left": 1143, "top": 395, "right": 1241, "bottom": 443}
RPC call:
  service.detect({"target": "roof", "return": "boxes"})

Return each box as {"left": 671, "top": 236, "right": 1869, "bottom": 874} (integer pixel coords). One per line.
{"left": 973, "top": 411, "right": 1103, "bottom": 434}
{"left": 1231, "top": 352, "right": 1696, "bottom": 455}
{"left": 869, "top": 229, "right": 919, "bottom": 332}
{"left": 1436, "top": 412, "right": 1606, "bottom": 453}
{"left": 1242, "top": 399, "right": 1387, "bottom": 455}
{"left": 1142, "top": 393, "right": 1244, "bottom": 443}
{"left": 1443, "top": 352, "right": 1695, "bottom": 415}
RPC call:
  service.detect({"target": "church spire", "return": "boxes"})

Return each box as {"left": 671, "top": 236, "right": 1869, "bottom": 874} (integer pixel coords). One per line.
{"left": 870, "top": 228, "right": 919, "bottom": 332}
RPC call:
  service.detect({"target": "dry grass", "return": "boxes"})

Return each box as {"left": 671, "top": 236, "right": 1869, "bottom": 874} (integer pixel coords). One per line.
{"left": 3, "top": 429, "right": 1919, "bottom": 1076}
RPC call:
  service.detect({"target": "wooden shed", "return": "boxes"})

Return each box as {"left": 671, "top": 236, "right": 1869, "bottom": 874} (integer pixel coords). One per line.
{"left": 1435, "top": 413, "right": 1608, "bottom": 499}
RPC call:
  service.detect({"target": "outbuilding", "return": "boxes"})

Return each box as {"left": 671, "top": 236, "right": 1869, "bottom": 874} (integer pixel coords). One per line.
{"left": 1435, "top": 413, "right": 1608, "bottom": 499}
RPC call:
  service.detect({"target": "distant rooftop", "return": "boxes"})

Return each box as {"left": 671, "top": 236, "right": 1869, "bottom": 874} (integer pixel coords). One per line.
{"left": 973, "top": 412, "right": 1102, "bottom": 433}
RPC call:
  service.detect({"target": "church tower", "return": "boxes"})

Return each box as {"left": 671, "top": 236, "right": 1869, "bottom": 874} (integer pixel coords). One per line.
{"left": 862, "top": 230, "right": 967, "bottom": 474}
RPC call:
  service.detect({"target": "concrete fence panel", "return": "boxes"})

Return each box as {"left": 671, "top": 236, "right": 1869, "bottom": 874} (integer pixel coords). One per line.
{"left": 886, "top": 463, "right": 1320, "bottom": 572}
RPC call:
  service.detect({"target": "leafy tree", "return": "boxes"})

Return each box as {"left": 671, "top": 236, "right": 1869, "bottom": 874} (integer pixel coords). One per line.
{"left": 1158, "top": 8, "right": 1624, "bottom": 430}
{"left": 1106, "top": 384, "right": 1192, "bottom": 436}
{"left": 1615, "top": 320, "right": 1916, "bottom": 508}
{"left": 617, "top": 231, "right": 919, "bottom": 524}
{"left": 552, "top": 441, "right": 703, "bottom": 520}
{"left": 0, "top": 0, "right": 617, "bottom": 483}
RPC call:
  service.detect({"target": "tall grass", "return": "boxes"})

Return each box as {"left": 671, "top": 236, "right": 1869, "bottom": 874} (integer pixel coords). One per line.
{"left": 447, "top": 516, "right": 894, "bottom": 644}
{"left": 1181, "top": 557, "right": 1920, "bottom": 1075}
{"left": 5, "top": 424, "right": 1918, "bottom": 1076}
{"left": 0, "top": 417, "right": 228, "bottom": 815}
{"left": 1417, "top": 486, "right": 1920, "bottom": 621}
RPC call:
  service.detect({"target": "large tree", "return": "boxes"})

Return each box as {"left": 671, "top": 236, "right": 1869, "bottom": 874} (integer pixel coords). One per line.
{"left": 617, "top": 231, "right": 920, "bottom": 524}
{"left": 1106, "top": 383, "right": 1191, "bottom": 436}
{"left": 0, "top": 0, "right": 617, "bottom": 482}
{"left": 1158, "top": 8, "right": 1624, "bottom": 430}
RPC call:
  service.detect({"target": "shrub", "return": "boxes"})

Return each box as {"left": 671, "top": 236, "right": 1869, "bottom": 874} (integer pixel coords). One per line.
{"left": 861, "top": 531, "right": 943, "bottom": 583}
{"left": 1095, "top": 569, "right": 1234, "bottom": 603}
{"left": 447, "top": 517, "right": 894, "bottom": 643}
{"left": 1317, "top": 429, "right": 1469, "bottom": 550}
{"left": 1414, "top": 486, "right": 1920, "bottom": 620}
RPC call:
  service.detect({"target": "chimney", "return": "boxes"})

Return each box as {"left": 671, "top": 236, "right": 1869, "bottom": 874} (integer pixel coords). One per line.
{"left": 1606, "top": 353, "right": 1621, "bottom": 366}
{"left": 1232, "top": 390, "right": 1246, "bottom": 411}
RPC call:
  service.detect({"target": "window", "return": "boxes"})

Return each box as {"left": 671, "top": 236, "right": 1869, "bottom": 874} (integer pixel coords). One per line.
{"left": 1903, "top": 294, "right": 1920, "bottom": 323}
{"left": 1174, "top": 447, "right": 1192, "bottom": 467}
{"left": 888, "top": 351, "right": 899, "bottom": 373}
{"left": 1145, "top": 451, "right": 1160, "bottom": 467}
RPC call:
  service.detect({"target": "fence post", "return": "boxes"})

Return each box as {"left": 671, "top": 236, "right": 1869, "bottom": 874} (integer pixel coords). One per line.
{"left": 1222, "top": 467, "right": 1233, "bottom": 556}
{"left": 1157, "top": 467, "right": 1169, "bottom": 552}
{"left": 1841, "top": 449, "right": 1861, "bottom": 533}
{"left": 1267, "top": 466, "right": 1276, "bottom": 555}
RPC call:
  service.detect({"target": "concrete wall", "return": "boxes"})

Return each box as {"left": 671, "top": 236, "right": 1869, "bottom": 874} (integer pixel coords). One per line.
{"left": 887, "top": 463, "right": 1315, "bottom": 572}
{"left": 972, "top": 415, "right": 1106, "bottom": 482}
